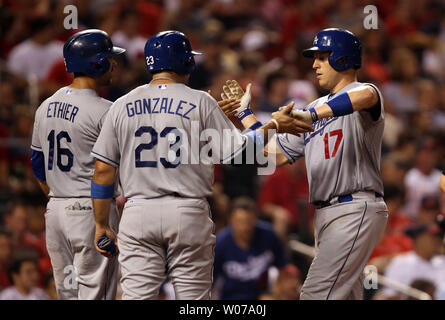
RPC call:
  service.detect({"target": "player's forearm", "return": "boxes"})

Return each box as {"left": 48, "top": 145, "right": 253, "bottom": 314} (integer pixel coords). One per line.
{"left": 92, "top": 160, "right": 117, "bottom": 227}
{"left": 93, "top": 198, "right": 112, "bottom": 226}
{"left": 313, "top": 87, "right": 379, "bottom": 119}
{"left": 37, "top": 180, "right": 50, "bottom": 197}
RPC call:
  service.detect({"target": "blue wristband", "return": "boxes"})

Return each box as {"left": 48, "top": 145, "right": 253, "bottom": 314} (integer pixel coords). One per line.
{"left": 91, "top": 181, "right": 114, "bottom": 199}
{"left": 237, "top": 109, "right": 252, "bottom": 120}
{"left": 326, "top": 92, "right": 353, "bottom": 117}
{"left": 308, "top": 107, "right": 318, "bottom": 122}
{"left": 31, "top": 150, "right": 46, "bottom": 182}
{"left": 248, "top": 121, "right": 262, "bottom": 131}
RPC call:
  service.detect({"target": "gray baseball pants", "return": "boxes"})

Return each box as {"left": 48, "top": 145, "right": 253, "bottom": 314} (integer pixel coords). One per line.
{"left": 300, "top": 191, "right": 388, "bottom": 300}
{"left": 118, "top": 196, "right": 215, "bottom": 300}
{"left": 45, "top": 197, "right": 119, "bottom": 300}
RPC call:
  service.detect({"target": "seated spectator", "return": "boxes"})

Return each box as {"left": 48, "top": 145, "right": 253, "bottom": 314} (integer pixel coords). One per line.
{"left": 0, "top": 228, "right": 13, "bottom": 290}
{"left": 380, "top": 222, "right": 445, "bottom": 299}
{"left": 6, "top": 17, "right": 63, "bottom": 81}
{"left": 213, "top": 197, "right": 288, "bottom": 300}
{"left": 402, "top": 138, "right": 442, "bottom": 219}
{"left": 0, "top": 257, "right": 49, "bottom": 300}
{"left": 111, "top": 9, "right": 146, "bottom": 62}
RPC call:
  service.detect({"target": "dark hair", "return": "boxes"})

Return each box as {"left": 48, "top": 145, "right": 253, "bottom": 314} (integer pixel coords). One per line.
{"left": 73, "top": 72, "right": 87, "bottom": 78}
{"left": 264, "top": 72, "right": 287, "bottom": 93}
{"left": 8, "top": 258, "right": 38, "bottom": 284}
{"left": 29, "top": 17, "right": 53, "bottom": 37}
{"left": 230, "top": 197, "right": 258, "bottom": 215}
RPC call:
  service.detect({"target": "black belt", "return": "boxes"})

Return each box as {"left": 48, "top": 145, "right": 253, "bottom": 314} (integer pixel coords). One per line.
{"left": 313, "top": 192, "right": 382, "bottom": 209}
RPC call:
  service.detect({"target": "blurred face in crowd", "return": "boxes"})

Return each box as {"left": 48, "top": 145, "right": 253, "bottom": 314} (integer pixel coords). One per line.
{"left": 416, "top": 145, "right": 437, "bottom": 174}
{"left": 312, "top": 52, "right": 343, "bottom": 90}
{"left": 414, "top": 232, "right": 443, "bottom": 259}
{"left": 13, "top": 261, "right": 40, "bottom": 292}
{"left": 230, "top": 208, "right": 256, "bottom": 244}
{"left": 0, "top": 234, "right": 12, "bottom": 266}
{"left": 5, "top": 205, "right": 28, "bottom": 237}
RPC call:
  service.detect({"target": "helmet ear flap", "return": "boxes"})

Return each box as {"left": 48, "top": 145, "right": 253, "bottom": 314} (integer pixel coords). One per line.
{"left": 89, "top": 55, "right": 110, "bottom": 77}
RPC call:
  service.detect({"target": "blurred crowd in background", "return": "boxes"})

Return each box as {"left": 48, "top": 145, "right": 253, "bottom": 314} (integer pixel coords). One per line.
{"left": 0, "top": 0, "right": 445, "bottom": 300}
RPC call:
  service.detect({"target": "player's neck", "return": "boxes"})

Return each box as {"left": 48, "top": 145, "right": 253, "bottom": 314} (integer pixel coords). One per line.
{"left": 150, "top": 72, "right": 189, "bottom": 85}
{"left": 330, "top": 73, "right": 357, "bottom": 94}
{"left": 69, "top": 77, "right": 98, "bottom": 91}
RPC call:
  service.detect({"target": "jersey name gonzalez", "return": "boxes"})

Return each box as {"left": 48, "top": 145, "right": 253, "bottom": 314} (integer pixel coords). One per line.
{"left": 126, "top": 98, "right": 196, "bottom": 120}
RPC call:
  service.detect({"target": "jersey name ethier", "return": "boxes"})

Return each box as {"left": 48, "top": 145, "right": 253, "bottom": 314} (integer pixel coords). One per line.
{"left": 46, "top": 101, "right": 79, "bottom": 123}
{"left": 126, "top": 97, "right": 197, "bottom": 120}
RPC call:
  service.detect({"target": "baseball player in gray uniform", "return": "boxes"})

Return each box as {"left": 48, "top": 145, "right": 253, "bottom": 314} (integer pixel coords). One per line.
{"left": 219, "top": 28, "right": 389, "bottom": 300}
{"left": 89, "top": 30, "right": 312, "bottom": 300}
{"left": 30, "top": 30, "right": 125, "bottom": 299}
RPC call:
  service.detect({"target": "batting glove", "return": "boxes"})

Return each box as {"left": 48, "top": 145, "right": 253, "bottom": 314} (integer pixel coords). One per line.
{"left": 221, "top": 80, "right": 252, "bottom": 118}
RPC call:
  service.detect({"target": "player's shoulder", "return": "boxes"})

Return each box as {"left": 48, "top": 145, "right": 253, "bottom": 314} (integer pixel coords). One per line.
{"left": 354, "top": 81, "right": 383, "bottom": 96}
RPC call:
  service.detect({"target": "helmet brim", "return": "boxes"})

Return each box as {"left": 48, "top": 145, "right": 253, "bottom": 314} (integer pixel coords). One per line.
{"left": 302, "top": 47, "right": 332, "bottom": 58}
{"left": 111, "top": 46, "right": 126, "bottom": 55}
{"left": 303, "top": 46, "right": 323, "bottom": 58}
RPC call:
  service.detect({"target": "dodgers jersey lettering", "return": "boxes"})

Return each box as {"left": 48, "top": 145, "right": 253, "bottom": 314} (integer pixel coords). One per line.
{"left": 31, "top": 87, "right": 112, "bottom": 197}
{"left": 277, "top": 82, "right": 385, "bottom": 203}
{"left": 92, "top": 83, "right": 246, "bottom": 199}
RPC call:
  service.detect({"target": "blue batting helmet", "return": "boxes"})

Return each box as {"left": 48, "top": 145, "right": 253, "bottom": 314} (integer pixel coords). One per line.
{"left": 144, "top": 30, "right": 201, "bottom": 75}
{"left": 302, "top": 28, "right": 362, "bottom": 71}
{"left": 63, "top": 29, "right": 125, "bottom": 77}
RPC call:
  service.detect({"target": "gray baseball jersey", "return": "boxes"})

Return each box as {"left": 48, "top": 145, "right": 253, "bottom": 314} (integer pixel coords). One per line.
{"left": 30, "top": 86, "right": 119, "bottom": 300}
{"left": 276, "top": 81, "right": 385, "bottom": 203}
{"left": 31, "top": 87, "right": 111, "bottom": 197}
{"left": 91, "top": 83, "right": 246, "bottom": 199}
